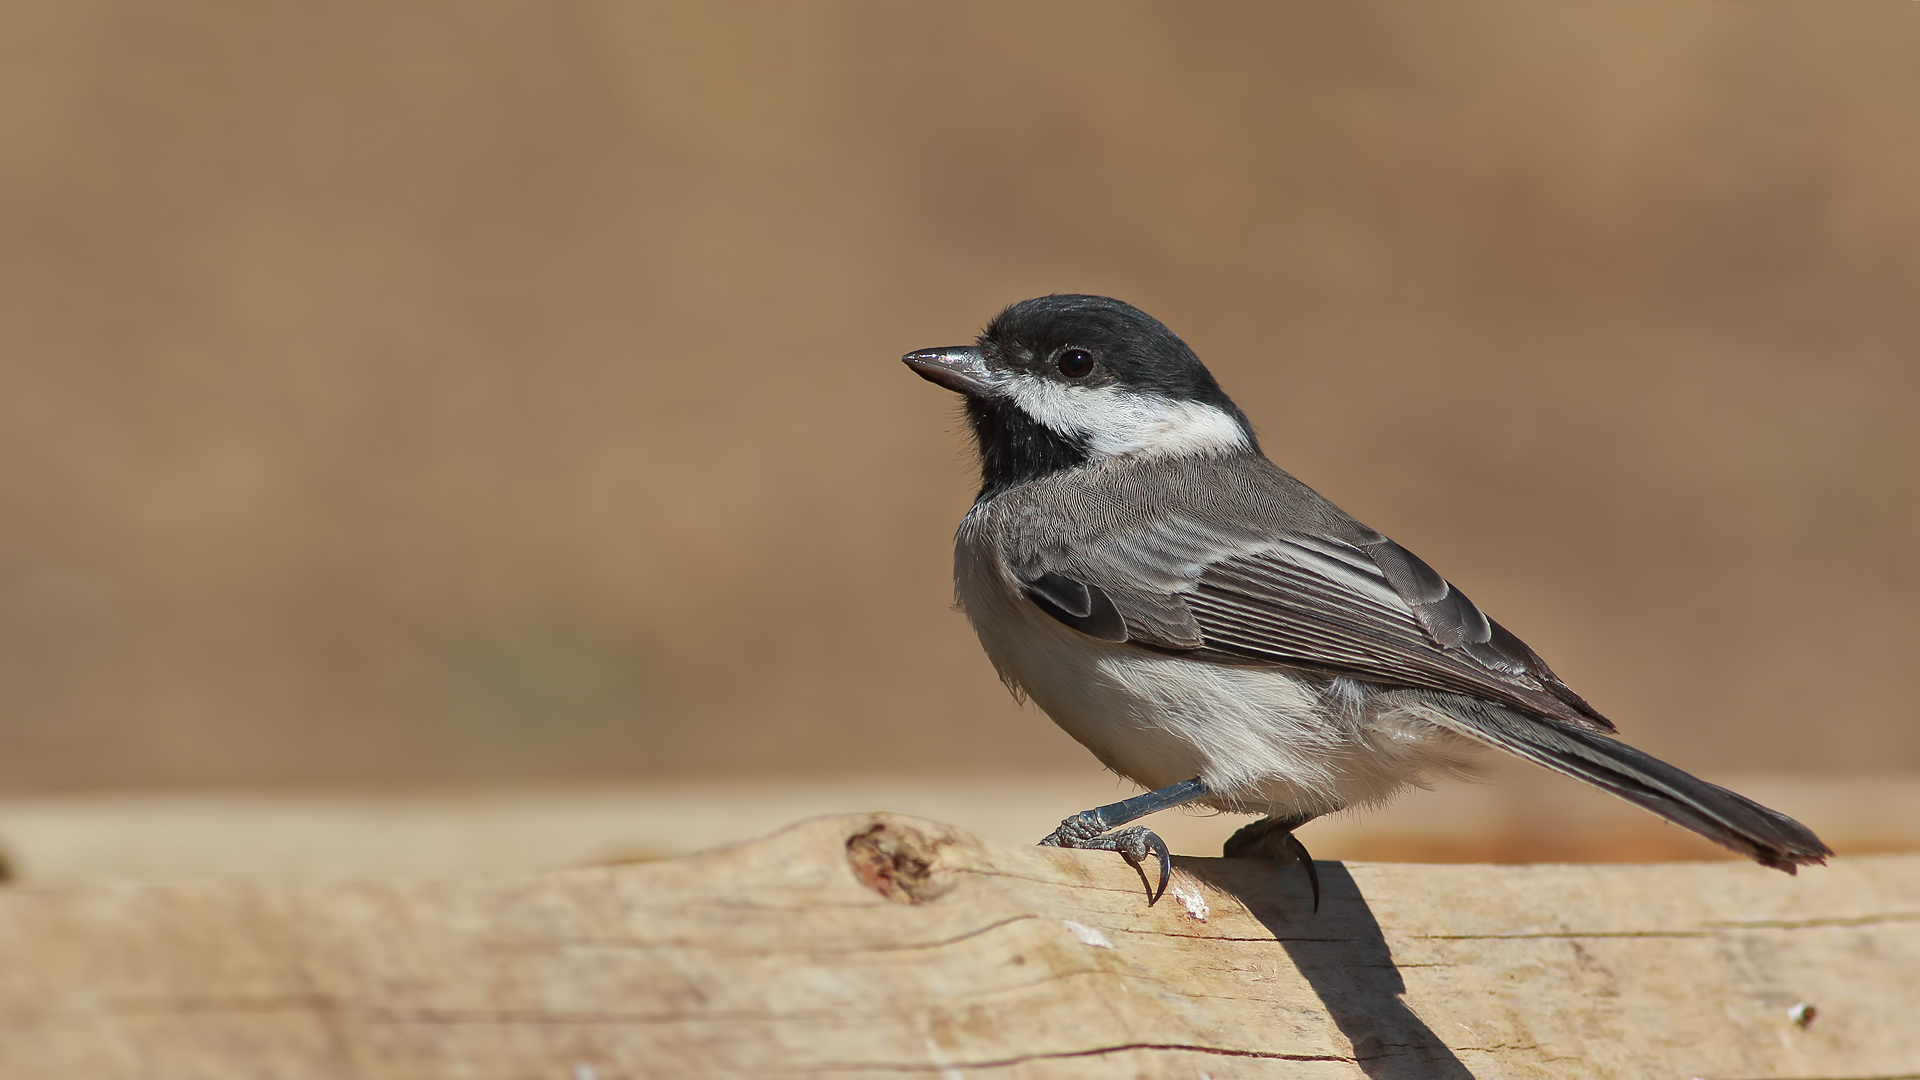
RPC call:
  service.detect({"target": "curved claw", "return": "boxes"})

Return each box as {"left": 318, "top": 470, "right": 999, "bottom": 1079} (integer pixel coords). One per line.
{"left": 1224, "top": 814, "right": 1322, "bottom": 914}
{"left": 1285, "top": 832, "right": 1321, "bottom": 913}
{"left": 1038, "top": 818, "right": 1175, "bottom": 906}
{"left": 1144, "top": 830, "right": 1173, "bottom": 905}
{"left": 1108, "top": 826, "right": 1174, "bottom": 906}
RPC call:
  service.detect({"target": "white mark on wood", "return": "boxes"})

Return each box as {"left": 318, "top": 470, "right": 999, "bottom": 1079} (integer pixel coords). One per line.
{"left": 574, "top": 1065, "right": 598, "bottom": 1080}
{"left": 1170, "top": 883, "right": 1209, "bottom": 922}
{"left": 1062, "top": 919, "right": 1114, "bottom": 948}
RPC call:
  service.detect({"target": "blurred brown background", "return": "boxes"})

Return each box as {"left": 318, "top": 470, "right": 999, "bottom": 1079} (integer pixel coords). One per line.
{"left": 2, "top": 1, "right": 1916, "bottom": 797}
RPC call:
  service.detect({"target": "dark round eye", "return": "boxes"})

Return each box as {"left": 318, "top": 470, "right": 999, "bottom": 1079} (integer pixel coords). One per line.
{"left": 1056, "top": 348, "right": 1095, "bottom": 379}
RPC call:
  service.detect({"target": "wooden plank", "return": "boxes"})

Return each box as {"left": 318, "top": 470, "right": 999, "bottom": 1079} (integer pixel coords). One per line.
{"left": 4, "top": 770, "right": 1916, "bottom": 883}
{"left": 2, "top": 812, "right": 1914, "bottom": 1078}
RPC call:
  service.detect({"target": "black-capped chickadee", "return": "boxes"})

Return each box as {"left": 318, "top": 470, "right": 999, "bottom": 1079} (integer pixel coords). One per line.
{"left": 905, "top": 294, "right": 1829, "bottom": 905}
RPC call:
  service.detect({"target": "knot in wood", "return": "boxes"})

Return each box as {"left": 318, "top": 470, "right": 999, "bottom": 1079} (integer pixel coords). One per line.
{"left": 845, "top": 821, "right": 954, "bottom": 904}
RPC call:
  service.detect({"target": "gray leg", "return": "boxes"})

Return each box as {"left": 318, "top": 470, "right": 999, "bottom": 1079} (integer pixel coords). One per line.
{"left": 1038, "top": 777, "right": 1207, "bottom": 905}
{"left": 1224, "top": 813, "right": 1322, "bottom": 913}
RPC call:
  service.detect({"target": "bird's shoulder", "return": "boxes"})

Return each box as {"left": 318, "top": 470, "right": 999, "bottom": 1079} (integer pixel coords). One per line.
{"left": 971, "top": 450, "right": 1379, "bottom": 572}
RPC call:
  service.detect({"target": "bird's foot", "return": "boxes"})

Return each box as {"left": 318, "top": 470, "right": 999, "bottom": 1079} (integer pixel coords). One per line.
{"left": 1039, "top": 812, "right": 1174, "bottom": 905}
{"left": 1224, "top": 815, "right": 1321, "bottom": 913}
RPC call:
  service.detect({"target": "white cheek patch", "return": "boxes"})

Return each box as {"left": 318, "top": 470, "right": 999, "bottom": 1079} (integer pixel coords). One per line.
{"left": 1003, "top": 377, "right": 1250, "bottom": 460}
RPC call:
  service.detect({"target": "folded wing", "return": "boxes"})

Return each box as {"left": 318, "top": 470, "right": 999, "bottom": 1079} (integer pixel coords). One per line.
{"left": 1026, "top": 513, "right": 1614, "bottom": 734}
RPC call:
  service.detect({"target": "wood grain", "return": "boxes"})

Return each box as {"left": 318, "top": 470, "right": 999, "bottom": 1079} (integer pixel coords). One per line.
{"left": 2, "top": 812, "right": 1914, "bottom": 1078}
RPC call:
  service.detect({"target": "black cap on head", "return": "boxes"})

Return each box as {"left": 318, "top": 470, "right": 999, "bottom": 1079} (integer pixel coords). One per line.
{"left": 980, "top": 295, "right": 1249, "bottom": 424}
{"left": 905, "top": 294, "right": 1257, "bottom": 501}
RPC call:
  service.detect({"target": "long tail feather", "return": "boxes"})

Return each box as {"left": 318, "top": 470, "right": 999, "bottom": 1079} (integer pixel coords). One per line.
{"left": 1439, "top": 700, "right": 1832, "bottom": 872}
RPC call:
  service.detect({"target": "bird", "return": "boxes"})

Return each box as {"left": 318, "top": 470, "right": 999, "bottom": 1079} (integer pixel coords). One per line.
{"left": 903, "top": 293, "right": 1830, "bottom": 906}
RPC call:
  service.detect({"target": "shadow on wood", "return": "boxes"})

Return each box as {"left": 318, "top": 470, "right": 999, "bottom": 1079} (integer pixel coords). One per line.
{"left": 1188, "top": 858, "right": 1476, "bottom": 1079}
{"left": 2, "top": 811, "right": 1915, "bottom": 1078}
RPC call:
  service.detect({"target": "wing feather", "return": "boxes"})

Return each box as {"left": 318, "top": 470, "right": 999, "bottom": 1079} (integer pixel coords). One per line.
{"left": 989, "top": 453, "right": 1614, "bottom": 733}
{"left": 1047, "top": 523, "right": 1611, "bottom": 732}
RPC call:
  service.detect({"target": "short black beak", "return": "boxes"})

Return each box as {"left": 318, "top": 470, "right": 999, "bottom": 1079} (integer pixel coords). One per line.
{"left": 903, "top": 346, "right": 994, "bottom": 396}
